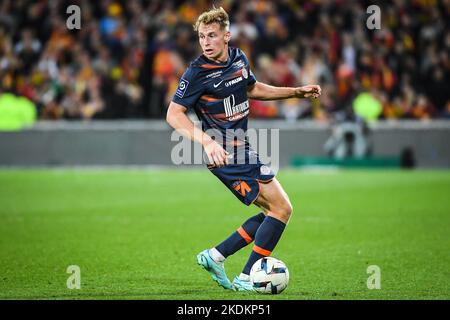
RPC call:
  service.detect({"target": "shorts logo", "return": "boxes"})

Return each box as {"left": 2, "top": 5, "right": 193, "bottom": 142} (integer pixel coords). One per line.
{"left": 233, "top": 180, "right": 251, "bottom": 197}
{"left": 260, "top": 165, "right": 272, "bottom": 175}
{"left": 175, "top": 78, "right": 189, "bottom": 98}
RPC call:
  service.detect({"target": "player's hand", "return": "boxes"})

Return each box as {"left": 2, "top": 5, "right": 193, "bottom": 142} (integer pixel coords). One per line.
{"left": 294, "top": 85, "right": 322, "bottom": 99}
{"left": 204, "top": 140, "right": 229, "bottom": 167}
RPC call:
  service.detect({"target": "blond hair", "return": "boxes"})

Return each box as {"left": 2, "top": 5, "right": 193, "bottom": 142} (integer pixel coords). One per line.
{"left": 193, "top": 7, "right": 230, "bottom": 32}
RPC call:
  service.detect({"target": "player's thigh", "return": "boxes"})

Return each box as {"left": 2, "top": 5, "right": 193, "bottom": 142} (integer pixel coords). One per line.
{"left": 254, "top": 178, "right": 293, "bottom": 223}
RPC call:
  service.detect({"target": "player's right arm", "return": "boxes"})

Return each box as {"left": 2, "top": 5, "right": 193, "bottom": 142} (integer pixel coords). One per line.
{"left": 166, "top": 102, "right": 229, "bottom": 167}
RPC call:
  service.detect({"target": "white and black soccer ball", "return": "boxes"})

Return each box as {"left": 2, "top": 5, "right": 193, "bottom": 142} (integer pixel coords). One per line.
{"left": 250, "top": 257, "right": 289, "bottom": 294}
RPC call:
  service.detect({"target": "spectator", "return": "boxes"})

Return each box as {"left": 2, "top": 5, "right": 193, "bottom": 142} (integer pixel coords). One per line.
{"left": 0, "top": 0, "right": 448, "bottom": 122}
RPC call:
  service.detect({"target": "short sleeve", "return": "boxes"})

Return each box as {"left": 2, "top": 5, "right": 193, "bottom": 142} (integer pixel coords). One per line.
{"left": 172, "top": 67, "right": 204, "bottom": 110}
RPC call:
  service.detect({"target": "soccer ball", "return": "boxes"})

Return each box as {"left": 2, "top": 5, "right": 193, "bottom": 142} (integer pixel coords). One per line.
{"left": 250, "top": 257, "right": 289, "bottom": 294}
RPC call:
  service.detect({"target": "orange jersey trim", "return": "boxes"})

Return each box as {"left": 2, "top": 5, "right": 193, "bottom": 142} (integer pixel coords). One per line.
{"left": 200, "top": 64, "right": 225, "bottom": 69}
{"left": 200, "top": 95, "right": 221, "bottom": 102}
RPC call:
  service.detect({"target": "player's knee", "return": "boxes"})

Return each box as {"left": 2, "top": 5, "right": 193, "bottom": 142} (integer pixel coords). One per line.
{"left": 283, "top": 201, "right": 293, "bottom": 219}
{"left": 273, "top": 200, "right": 293, "bottom": 222}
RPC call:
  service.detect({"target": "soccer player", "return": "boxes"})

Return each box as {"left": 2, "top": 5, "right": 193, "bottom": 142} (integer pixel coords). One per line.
{"left": 166, "top": 7, "right": 321, "bottom": 291}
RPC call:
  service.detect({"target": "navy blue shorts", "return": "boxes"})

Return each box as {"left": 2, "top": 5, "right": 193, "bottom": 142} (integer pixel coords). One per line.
{"left": 207, "top": 150, "right": 275, "bottom": 206}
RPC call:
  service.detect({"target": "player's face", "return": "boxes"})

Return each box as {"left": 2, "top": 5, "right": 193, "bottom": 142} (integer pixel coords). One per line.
{"left": 198, "top": 22, "right": 231, "bottom": 63}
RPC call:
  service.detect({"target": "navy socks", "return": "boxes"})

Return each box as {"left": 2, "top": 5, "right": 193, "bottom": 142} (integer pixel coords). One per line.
{"left": 242, "top": 215, "right": 286, "bottom": 275}
{"left": 215, "top": 212, "right": 266, "bottom": 258}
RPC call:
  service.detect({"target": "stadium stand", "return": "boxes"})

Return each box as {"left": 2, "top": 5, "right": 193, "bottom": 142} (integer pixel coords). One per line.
{"left": 0, "top": 0, "right": 448, "bottom": 124}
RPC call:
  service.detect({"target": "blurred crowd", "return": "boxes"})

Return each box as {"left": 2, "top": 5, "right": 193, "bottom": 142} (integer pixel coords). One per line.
{"left": 0, "top": 0, "right": 449, "bottom": 123}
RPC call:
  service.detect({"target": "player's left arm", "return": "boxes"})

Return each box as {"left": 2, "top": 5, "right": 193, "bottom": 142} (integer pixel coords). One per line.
{"left": 247, "top": 81, "right": 321, "bottom": 100}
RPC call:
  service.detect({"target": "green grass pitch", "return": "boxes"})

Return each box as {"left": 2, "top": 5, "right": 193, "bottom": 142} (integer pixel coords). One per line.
{"left": 0, "top": 168, "right": 449, "bottom": 300}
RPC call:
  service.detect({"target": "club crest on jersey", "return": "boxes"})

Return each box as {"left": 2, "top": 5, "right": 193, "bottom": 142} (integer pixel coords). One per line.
{"left": 242, "top": 68, "right": 248, "bottom": 79}
{"left": 175, "top": 78, "right": 189, "bottom": 98}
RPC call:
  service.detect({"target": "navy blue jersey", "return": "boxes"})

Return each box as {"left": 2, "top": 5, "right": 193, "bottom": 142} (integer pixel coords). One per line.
{"left": 172, "top": 47, "right": 256, "bottom": 148}
{"left": 172, "top": 47, "right": 276, "bottom": 206}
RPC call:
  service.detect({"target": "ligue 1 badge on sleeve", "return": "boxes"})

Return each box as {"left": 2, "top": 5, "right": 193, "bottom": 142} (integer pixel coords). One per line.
{"left": 242, "top": 68, "right": 248, "bottom": 79}
{"left": 175, "top": 78, "right": 189, "bottom": 98}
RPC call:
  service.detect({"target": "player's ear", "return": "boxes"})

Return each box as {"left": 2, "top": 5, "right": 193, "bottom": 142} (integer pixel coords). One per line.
{"left": 224, "top": 31, "right": 231, "bottom": 44}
